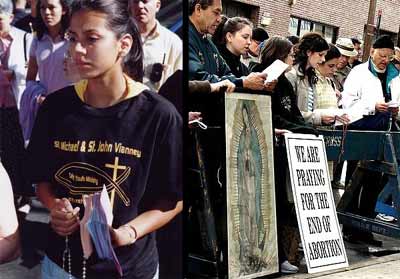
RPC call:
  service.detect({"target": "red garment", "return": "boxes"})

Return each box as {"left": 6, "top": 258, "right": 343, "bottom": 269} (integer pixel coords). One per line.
{"left": 0, "top": 69, "right": 15, "bottom": 108}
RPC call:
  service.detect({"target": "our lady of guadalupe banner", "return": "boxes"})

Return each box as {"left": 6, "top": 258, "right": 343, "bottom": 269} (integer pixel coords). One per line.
{"left": 225, "top": 93, "right": 278, "bottom": 279}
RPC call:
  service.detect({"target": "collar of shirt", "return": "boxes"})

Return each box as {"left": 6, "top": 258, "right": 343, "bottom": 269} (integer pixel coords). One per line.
{"left": 315, "top": 69, "right": 328, "bottom": 82}
{"left": 189, "top": 19, "right": 208, "bottom": 40}
{"left": 141, "top": 20, "right": 161, "bottom": 43}
{"left": 74, "top": 73, "right": 149, "bottom": 103}
{"left": 0, "top": 32, "right": 13, "bottom": 64}
{"left": 41, "top": 33, "right": 64, "bottom": 44}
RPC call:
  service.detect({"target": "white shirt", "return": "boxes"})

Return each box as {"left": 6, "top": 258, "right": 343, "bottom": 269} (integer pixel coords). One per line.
{"left": 29, "top": 34, "right": 72, "bottom": 94}
{"left": 1, "top": 27, "right": 32, "bottom": 108}
{"left": 0, "top": 162, "right": 18, "bottom": 238}
{"left": 142, "top": 21, "right": 182, "bottom": 91}
{"left": 342, "top": 61, "right": 400, "bottom": 123}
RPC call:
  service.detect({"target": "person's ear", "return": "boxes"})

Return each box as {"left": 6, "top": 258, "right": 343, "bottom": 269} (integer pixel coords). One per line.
{"left": 370, "top": 48, "right": 375, "bottom": 57}
{"left": 307, "top": 50, "right": 312, "bottom": 57}
{"left": 119, "top": 34, "right": 133, "bottom": 58}
{"left": 194, "top": 3, "right": 202, "bottom": 16}
{"left": 156, "top": 0, "right": 161, "bottom": 13}
{"left": 226, "top": 32, "right": 234, "bottom": 43}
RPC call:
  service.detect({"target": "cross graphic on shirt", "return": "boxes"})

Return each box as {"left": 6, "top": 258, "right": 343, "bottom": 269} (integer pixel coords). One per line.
{"left": 105, "top": 156, "right": 127, "bottom": 209}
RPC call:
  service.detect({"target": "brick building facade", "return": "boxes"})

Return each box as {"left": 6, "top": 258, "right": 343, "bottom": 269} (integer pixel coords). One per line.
{"left": 222, "top": 0, "right": 400, "bottom": 44}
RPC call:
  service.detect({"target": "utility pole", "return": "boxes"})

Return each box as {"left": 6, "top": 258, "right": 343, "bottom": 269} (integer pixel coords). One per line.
{"left": 362, "top": 0, "right": 377, "bottom": 62}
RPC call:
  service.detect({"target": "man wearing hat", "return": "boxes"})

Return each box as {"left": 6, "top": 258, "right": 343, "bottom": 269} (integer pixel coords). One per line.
{"left": 331, "top": 38, "right": 359, "bottom": 193}
{"left": 349, "top": 37, "right": 363, "bottom": 68}
{"left": 340, "top": 35, "right": 400, "bottom": 246}
{"left": 342, "top": 35, "right": 400, "bottom": 130}
{"left": 332, "top": 38, "right": 359, "bottom": 92}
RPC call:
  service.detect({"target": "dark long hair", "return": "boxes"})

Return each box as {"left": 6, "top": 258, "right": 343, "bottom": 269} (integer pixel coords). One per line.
{"left": 212, "top": 16, "right": 252, "bottom": 47}
{"left": 322, "top": 43, "right": 341, "bottom": 63}
{"left": 260, "top": 36, "right": 293, "bottom": 68}
{"left": 295, "top": 32, "right": 329, "bottom": 84}
{"left": 35, "top": 0, "right": 72, "bottom": 40}
{"left": 211, "top": 14, "right": 228, "bottom": 48}
{"left": 70, "top": 0, "right": 143, "bottom": 81}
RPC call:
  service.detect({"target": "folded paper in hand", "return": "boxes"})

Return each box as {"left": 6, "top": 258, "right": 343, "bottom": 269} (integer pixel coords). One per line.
{"left": 262, "top": 59, "right": 289, "bottom": 83}
{"left": 387, "top": 100, "right": 399, "bottom": 108}
{"left": 82, "top": 186, "right": 123, "bottom": 276}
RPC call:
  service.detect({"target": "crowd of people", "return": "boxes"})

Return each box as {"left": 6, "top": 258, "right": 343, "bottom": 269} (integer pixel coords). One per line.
{"left": 0, "top": 0, "right": 182, "bottom": 278}
{"left": 188, "top": 0, "right": 400, "bottom": 276}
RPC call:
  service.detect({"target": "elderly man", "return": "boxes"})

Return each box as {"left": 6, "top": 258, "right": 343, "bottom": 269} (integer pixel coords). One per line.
{"left": 130, "top": 0, "right": 182, "bottom": 91}
{"left": 331, "top": 38, "right": 358, "bottom": 188}
{"left": 341, "top": 35, "right": 400, "bottom": 246}
{"left": 189, "top": 0, "right": 267, "bottom": 91}
{"left": 342, "top": 35, "right": 400, "bottom": 130}
{"left": 332, "top": 38, "right": 358, "bottom": 92}
{"left": 0, "top": 0, "right": 32, "bottom": 108}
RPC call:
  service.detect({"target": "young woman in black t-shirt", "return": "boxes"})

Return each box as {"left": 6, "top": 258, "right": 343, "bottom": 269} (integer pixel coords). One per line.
{"left": 27, "top": 0, "right": 182, "bottom": 278}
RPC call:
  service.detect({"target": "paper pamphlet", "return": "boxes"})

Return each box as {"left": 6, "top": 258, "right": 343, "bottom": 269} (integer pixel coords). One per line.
{"left": 80, "top": 186, "right": 122, "bottom": 276}
{"left": 262, "top": 59, "right": 289, "bottom": 83}
{"left": 387, "top": 100, "right": 399, "bottom": 108}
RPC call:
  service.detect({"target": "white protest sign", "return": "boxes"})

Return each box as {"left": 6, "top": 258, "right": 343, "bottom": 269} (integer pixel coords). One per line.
{"left": 284, "top": 133, "right": 348, "bottom": 273}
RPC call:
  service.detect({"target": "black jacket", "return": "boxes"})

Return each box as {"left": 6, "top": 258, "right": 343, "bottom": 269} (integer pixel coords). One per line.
{"left": 218, "top": 45, "right": 250, "bottom": 78}
{"left": 251, "top": 63, "right": 315, "bottom": 134}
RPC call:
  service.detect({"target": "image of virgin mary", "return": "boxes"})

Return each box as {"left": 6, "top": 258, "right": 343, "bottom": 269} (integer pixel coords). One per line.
{"left": 236, "top": 104, "right": 267, "bottom": 275}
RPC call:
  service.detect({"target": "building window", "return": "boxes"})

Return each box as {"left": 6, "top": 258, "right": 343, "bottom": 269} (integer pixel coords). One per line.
{"left": 288, "top": 16, "right": 338, "bottom": 43}
{"left": 222, "top": 0, "right": 258, "bottom": 25}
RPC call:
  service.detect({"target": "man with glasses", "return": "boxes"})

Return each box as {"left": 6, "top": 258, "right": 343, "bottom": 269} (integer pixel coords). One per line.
{"left": 342, "top": 35, "right": 399, "bottom": 130}
{"left": 340, "top": 35, "right": 400, "bottom": 246}
{"left": 129, "top": 0, "right": 182, "bottom": 91}
{"left": 332, "top": 38, "right": 358, "bottom": 92}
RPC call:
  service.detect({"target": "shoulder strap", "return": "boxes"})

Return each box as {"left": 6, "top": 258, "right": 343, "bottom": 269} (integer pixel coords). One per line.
{"left": 23, "top": 32, "right": 28, "bottom": 63}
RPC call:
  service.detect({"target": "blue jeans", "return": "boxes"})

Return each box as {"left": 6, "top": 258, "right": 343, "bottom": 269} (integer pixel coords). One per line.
{"left": 42, "top": 255, "right": 159, "bottom": 279}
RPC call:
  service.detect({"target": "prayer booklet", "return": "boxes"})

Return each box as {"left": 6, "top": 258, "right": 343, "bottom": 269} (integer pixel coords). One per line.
{"left": 387, "top": 100, "right": 399, "bottom": 108}
{"left": 82, "top": 186, "right": 122, "bottom": 276}
{"left": 262, "top": 59, "right": 289, "bottom": 83}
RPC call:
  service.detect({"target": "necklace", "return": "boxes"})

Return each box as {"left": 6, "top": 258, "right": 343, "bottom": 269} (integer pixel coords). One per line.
{"left": 62, "top": 236, "right": 88, "bottom": 279}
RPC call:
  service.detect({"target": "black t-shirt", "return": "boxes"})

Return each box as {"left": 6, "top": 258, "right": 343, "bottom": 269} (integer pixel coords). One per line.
{"left": 27, "top": 85, "right": 182, "bottom": 278}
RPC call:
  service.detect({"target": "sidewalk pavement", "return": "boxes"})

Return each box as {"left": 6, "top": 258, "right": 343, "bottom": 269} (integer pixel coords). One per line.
{"left": 286, "top": 231, "right": 400, "bottom": 279}
{"left": 287, "top": 253, "right": 400, "bottom": 279}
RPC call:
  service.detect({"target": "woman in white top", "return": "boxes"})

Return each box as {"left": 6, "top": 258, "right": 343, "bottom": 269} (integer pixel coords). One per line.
{"left": 26, "top": 0, "right": 72, "bottom": 96}
{"left": 0, "top": 161, "right": 20, "bottom": 263}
